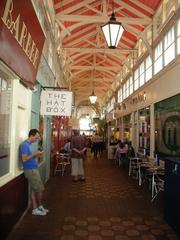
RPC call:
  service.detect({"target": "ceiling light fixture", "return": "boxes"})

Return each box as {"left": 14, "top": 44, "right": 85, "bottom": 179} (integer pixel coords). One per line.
{"left": 101, "top": 0, "right": 124, "bottom": 49}
{"left": 89, "top": 90, "right": 97, "bottom": 104}
{"left": 89, "top": 68, "right": 97, "bottom": 104}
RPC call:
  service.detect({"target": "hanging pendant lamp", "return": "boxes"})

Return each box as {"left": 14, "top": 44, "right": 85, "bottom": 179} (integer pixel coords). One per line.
{"left": 89, "top": 90, "right": 97, "bottom": 104}
{"left": 101, "top": 2, "right": 124, "bottom": 48}
{"left": 89, "top": 68, "right": 97, "bottom": 104}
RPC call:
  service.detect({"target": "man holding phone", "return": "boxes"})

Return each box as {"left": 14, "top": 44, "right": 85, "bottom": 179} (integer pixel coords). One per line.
{"left": 20, "top": 129, "right": 48, "bottom": 216}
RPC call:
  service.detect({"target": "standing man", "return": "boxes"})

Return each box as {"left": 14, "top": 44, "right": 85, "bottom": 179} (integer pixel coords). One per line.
{"left": 20, "top": 129, "right": 49, "bottom": 216}
{"left": 71, "top": 129, "right": 87, "bottom": 182}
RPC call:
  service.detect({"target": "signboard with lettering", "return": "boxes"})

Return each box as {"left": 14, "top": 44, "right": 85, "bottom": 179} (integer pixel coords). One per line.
{"left": 0, "top": 0, "right": 45, "bottom": 87}
{"left": 40, "top": 91, "right": 73, "bottom": 116}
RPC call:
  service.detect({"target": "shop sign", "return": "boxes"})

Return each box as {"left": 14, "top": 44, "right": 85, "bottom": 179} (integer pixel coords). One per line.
{"left": 40, "top": 91, "right": 73, "bottom": 116}
{"left": 106, "top": 112, "right": 114, "bottom": 122}
{"left": 0, "top": 0, "right": 45, "bottom": 87}
{"left": 129, "top": 92, "right": 146, "bottom": 105}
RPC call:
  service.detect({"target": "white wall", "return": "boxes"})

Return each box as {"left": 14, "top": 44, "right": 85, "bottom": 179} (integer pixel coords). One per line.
{"left": 10, "top": 80, "right": 32, "bottom": 176}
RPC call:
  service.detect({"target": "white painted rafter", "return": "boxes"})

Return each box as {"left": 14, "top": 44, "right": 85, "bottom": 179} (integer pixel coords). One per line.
{"left": 127, "top": 0, "right": 154, "bottom": 15}
{"left": 57, "top": 14, "right": 151, "bottom": 25}
{"left": 57, "top": 0, "right": 96, "bottom": 15}
{"left": 63, "top": 47, "right": 137, "bottom": 53}
{"left": 53, "top": 0, "right": 161, "bottom": 110}
{"left": 114, "top": 0, "right": 152, "bottom": 19}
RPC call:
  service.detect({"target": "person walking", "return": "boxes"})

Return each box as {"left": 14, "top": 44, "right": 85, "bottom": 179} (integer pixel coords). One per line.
{"left": 92, "top": 132, "right": 101, "bottom": 158}
{"left": 71, "top": 129, "right": 87, "bottom": 182}
{"left": 20, "top": 129, "right": 49, "bottom": 216}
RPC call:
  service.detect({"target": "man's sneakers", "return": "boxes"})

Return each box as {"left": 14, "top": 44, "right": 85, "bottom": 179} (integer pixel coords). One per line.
{"left": 32, "top": 205, "right": 49, "bottom": 216}
{"left": 38, "top": 205, "right": 49, "bottom": 213}
{"left": 32, "top": 208, "right": 46, "bottom": 216}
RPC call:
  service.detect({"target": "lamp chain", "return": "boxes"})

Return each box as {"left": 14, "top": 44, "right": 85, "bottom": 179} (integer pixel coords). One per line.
{"left": 112, "top": 0, "right": 114, "bottom": 14}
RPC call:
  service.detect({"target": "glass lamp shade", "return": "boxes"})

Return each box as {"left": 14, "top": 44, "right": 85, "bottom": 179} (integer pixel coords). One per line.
{"left": 101, "top": 12, "right": 124, "bottom": 49}
{"left": 89, "top": 91, "right": 97, "bottom": 104}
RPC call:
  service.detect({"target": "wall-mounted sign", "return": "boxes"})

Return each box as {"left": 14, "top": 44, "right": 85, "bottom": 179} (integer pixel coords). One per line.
{"left": 40, "top": 91, "right": 73, "bottom": 116}
{"left": 0, "top": 0, "right": 45, "bottom": 87}
{"left": 129, "top": 92, "right": 146, "bottom": 105}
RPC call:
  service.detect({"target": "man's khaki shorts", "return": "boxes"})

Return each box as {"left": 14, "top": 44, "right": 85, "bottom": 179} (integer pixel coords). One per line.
{"left": 24, "top": 169, "right": 45, "bottom": 192}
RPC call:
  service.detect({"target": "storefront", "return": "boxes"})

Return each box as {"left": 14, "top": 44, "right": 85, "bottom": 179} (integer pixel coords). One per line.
{"left": 115, "top": 53, "right": 180, "bottom": 157}
{"left": 0, "top": 0, "right": 45, "bottom": 238}
{"left": 155, "top": 93, "right": 180, "bottom": 157}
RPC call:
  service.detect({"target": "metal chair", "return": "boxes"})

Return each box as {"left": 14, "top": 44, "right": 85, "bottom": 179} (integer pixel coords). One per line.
{"left": 54, "top": 153, "right": 71, "bottom": 176}
{"left": 151, "top": 171, "right": 165, "bottom": 202}
{"left": 128, "top": 157, "right": 142, "bottom": 186}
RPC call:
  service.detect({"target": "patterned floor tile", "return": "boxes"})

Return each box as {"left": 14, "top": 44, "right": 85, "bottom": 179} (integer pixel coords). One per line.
{"left": 7, "top": 151, "right": 179, "bottom": 240}
{"left": 88, "top": 225, "right": 101, "bottom": 231}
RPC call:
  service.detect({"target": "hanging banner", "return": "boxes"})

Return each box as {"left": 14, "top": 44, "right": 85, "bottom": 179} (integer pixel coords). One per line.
{"left": 40, "top": 90, "right": 72, "bottom": 116}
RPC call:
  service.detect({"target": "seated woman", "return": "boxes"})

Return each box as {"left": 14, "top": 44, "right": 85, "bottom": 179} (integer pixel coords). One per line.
{"left": 115, "top": 141, "right": 128, "bottom": 167}
{"left": 127, "top": 142, "right": 135, "bottom": 158}
{"left": 64, "top": 139, "right": 71, "bottom": 154}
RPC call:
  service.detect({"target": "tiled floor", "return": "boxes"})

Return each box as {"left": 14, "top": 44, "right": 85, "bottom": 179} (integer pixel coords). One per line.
{"left": 8, "top": 152, "right": 179, "bottom": 240}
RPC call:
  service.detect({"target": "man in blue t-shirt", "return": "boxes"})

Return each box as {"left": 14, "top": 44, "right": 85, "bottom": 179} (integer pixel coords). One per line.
{"left": 20, "top": 129, "right": 49, "bottom": 216}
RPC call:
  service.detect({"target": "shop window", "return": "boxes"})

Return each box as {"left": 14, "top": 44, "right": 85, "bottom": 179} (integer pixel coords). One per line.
{"left": 125, "top": 79, "right": 130, "bottom": 98}
{"left": 145, "top": 55, "right": 152, "bottom": 82}
{"left": 107, "top": 97, "right": 115, "bottom": 113}
{"left": 118, "top": 88, "right": 122, "bottom": 103}
{"left": 139, "top": 62, "right": 145, "bottom": 87}
{"left": 177, "top": 19, "right": 180, "bottom": 54}
{"left": 129, "top": 77, "right": 133, "bottom": 95}
{"left": 123, "top": 83, "right": 126, "bottom": 99}
{"left": 123, "top": 114, "right": 132, "bottom": 141}
{"left": 0, "top": 74, "right": 12, "bottom": 177}
{"left": 154, "top": 41, "right": 163, "bottom": 74}
{"left": 134, "top": 68, "right": 139, "bottom": 91}
{"left": 164, "top": 27, "right": 175, "bottom": 66}
{"left": 138, "top": 107, "right": 150, "bottom": 155}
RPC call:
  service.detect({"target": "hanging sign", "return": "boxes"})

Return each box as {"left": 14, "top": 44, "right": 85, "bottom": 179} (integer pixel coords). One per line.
{"left": 40, "top": 90, "right": 73, "bottom": 116}
{"left": 0, "top": 0, "right": 45, "bottom": 87}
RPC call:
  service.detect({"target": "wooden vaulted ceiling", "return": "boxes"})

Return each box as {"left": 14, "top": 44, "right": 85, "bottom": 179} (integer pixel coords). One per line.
{"left": 54, "top": 0, "right": 161, "bottom": 110}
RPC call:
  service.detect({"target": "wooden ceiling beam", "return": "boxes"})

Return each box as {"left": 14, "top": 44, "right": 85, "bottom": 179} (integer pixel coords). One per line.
{"left": 127, "top": 0, "right": 154, "bottom": 15}
{"left": 63, "top": 47, "right": 137, "bottom": 53}
{"left": 72, "top": 77, "right": 112, "bottom": 84}
{"left": 57, "top": 0, "right": 95, "bottom": 15}
{"left": 70, "top": 65, "right": 121, "bottom": 71}
{"left": 114, "top": 0, "right": 152, "bottom": 19}
{"left": 57, "top": 14, "right": 151, "bottom": 25}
